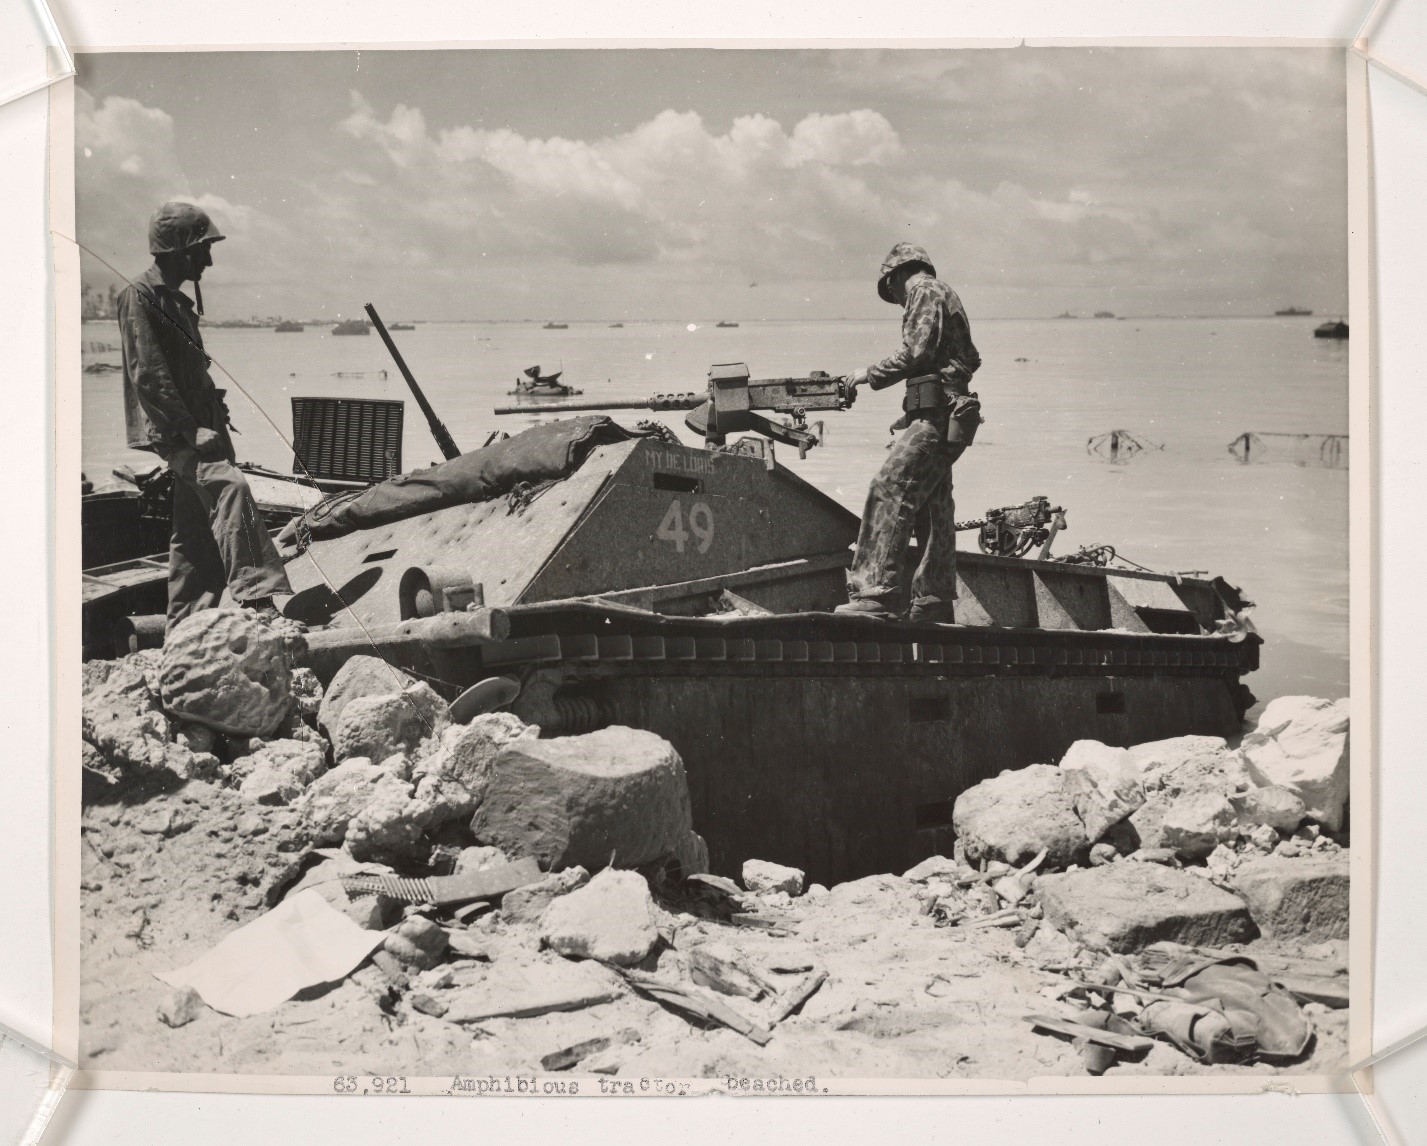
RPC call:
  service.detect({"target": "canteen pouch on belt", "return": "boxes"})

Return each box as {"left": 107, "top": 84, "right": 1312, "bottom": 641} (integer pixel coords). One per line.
{"left": 898, "top": 373, "right": 982, "bottom": 457}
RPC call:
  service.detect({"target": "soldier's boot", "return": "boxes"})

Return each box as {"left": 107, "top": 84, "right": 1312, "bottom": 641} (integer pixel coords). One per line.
{"left": 834, "top": 598, "right": 904, "bottom": 621}
{"left": 907, "top": 598, "right": 956, "bottom": 625}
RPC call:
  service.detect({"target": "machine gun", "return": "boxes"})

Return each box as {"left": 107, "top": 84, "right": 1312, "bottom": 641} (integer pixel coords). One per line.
{"left": 492, "top": 362, "right": 856, "bottom": 457}
{"left": 956, "top": 495, "right": 1068, "bottom": 560}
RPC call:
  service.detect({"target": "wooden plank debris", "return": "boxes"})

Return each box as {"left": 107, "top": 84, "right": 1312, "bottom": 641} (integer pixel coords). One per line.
{"left": 1025, "top": 1014, "right": 1155, "bottom": 1053}
{"left": 1275, "top": 974, "right": 1350, "bottom": 1009}
{"left": 619, "top": 969, "right": 773, "bottom": 1045}
{"left": 768, "top": 970, "right": 827, "bottom": 1025}
{"left": 540, "top": 1028, "right": 641, "bottom": 1072}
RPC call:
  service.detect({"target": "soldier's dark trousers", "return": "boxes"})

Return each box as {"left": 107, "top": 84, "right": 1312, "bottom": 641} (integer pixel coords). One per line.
{"left": 846, "top": 419, "right": 959, "bottom": 614}
{"left": 165, "top": 448, "right": 293, "bottom": 630}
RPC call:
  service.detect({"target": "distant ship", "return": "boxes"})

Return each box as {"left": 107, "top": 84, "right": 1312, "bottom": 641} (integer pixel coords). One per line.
{"left": 716, "top": 320, "right": 740, "bottom": 328}
{"left": 1314, "top": 320, "right": 1349, "bottom": 340}
{"left": 332, "top": 319, "right": 370, "bottom": 335}
{"left": 1094, "top": 311, "right": 1115, "bottom": 319}
{"left": 389, "top": 322, "right": 415, "bottom": 331}
{"left": 543, "top": 321, "right": 569, "bottom": 330}
{"left": 1275, "top": 306, "right": 1313, "bottom": 316}
{"left": 1055, "top": 311, "right": 1078, "bottom": 319}
{"left": 609, "top": 323, "right": 624, "bottom": 328}
{"left": 274, "top": 321, "right": 304, "bottom": 333}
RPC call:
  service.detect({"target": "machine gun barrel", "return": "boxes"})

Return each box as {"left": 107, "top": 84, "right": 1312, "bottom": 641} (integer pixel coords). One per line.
{"left": 366, "top": 303, "right": 462, "bottom": 460}
{"left": 492, "top": 392, "right": 705, "bottom": 416}
{"left": 493, "top": 366, "right": 853, "bottom": 457}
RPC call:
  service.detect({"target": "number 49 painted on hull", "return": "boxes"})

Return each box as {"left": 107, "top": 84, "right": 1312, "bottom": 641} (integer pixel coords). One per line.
{"left": 657, "top": 500, "right": 715, "bottom": 554}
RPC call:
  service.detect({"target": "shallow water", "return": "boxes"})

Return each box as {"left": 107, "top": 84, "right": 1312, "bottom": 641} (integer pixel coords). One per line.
{"left": 81, "top": 314, "right": 1349, "bottom": 700}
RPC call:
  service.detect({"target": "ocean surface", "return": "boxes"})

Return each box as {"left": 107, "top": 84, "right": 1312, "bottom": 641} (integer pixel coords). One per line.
{"left": 81, "top": 315, "right": 1350, "bottom": 701}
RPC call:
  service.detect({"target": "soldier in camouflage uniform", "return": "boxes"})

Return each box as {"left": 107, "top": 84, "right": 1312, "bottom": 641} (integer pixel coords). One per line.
{"left": 835, "top": 243, "right": 982, "bottom": 623}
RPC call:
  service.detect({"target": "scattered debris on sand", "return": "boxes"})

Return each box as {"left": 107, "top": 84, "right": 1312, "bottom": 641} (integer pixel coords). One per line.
{"left": 79, "top": 616, "right": 1350, "bottom": 1080}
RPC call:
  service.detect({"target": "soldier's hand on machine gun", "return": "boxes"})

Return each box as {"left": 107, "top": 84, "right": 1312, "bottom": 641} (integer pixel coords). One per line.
{"left": 187, "top": 426, "right": 226, "bottom": 460}
{"left": 847, "top": 366, "right": 869, "bottom": 389}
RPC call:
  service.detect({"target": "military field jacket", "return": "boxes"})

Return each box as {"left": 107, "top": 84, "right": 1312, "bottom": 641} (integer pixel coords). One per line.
{"left": 866, "top": 272, "right": 982, "bottom": 391}
{"left": 118, "top": 264, "right": 225, "bottom": 452}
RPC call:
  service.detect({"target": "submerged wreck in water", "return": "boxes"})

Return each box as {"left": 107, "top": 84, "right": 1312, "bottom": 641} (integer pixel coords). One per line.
{"left": 83, "top": 360, "right": 1259, "bottom": 886}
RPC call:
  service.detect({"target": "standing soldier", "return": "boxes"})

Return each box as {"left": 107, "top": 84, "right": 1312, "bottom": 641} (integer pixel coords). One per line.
{"left": 118, "top": 201, "right": 294, "bottom": 630}
{"left": 836, "top": 243, "right": 982, "bottom": 623}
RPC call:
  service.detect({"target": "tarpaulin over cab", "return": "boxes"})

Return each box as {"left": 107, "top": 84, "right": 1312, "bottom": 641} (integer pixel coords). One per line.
{"left": 291, "top": 416, "right": 653, "bottom": 543}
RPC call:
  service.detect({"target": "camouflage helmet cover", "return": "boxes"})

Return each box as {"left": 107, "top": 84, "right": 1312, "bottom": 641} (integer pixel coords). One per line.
{"left": 148, "top": 201, "right": 226, "bottom": 255}
{"left": 877, "top": 242, "right": 935, "bottom": 303}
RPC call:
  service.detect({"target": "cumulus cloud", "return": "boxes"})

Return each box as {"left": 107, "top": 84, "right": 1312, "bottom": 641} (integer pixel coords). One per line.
{"left": 332, "top": 94, "right": 910, "bottom": 280}
{"left": 76, "top": 88, "right": 272, "bottom": 292}
{"left": 74, "top": 48, "right": 1348, "bottom": 320}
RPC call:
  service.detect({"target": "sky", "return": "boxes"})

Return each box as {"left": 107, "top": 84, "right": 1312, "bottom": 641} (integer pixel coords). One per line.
{"left": 74, "top": 48, "right": 1350, "bottom": 321}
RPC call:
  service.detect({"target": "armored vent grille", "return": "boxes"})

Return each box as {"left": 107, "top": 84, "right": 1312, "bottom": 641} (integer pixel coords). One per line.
{"left": 291, "top": 397, "right": 404, "bottom": 482}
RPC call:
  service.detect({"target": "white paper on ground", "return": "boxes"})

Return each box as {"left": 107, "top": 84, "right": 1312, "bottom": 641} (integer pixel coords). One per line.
{"left": 156, "top": 888, "right": 385, "bottom": 1018}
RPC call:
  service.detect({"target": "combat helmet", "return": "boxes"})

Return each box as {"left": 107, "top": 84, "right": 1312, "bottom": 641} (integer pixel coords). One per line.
{"left": 877, "top": 242, "right": 935, "bottom": 303}
{"left": 148, "top": 201, "right": 226, "bottom": 255}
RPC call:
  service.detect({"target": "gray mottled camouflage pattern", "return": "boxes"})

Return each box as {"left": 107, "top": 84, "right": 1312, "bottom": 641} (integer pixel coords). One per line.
{"left": 866, "top": 270, "right": 981, "bottom": 390}
{"left": 849, "top": 262, "right": 984, "bottom": 613}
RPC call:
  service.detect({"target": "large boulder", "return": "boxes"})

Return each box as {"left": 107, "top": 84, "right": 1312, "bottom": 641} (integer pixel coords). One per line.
{"left": 1037, "top": 863, "right": 1256, "bottom": 953}
{"left": 159, "top": 609, "right": 295, "bottom": 737}
{"left": 412, "top": 713, "right": 538, "bottom": 820}
{"left": 1059, "top": 740, "right": 1145, "bottom": 842}
{"left": 1125, "top": 735, "right": 1255, "bottom": 851}
{"left": 331, "top": 684, "right": 449, "bottom": 764}
{"left": 540, "top": 868, "right": 659, "bottom": 965}
{"left": 1158, "top": 791, "right": 1239, "bottom": 860}
{"left": 82, "top": 652, "right": 174, "bottom": 778}
{"left": 952, "top": 764, "right": 1089, "bottom": 869}
{"left": 1241, "top": 697, "right": 1350, "bottom": 832}
{"left": 316, "top": 655, "right": 421, "bottom": 739}
{"left": 1237, "top": 785, "right": 1307, "bottom": 833}
{"left": 742, "top": 859, "right": 805, "bottom": 896}
{"left": 236, "top": 738, "right": 327, "bottom": 806}
{"left": 1230, "top": 854, "right": 1350, "bottom": 941}
{"left": 296, "top": 757, "right": 387, "bottom": 845}
{"left": 343, "top": 771, "right": 437, "bottom": 863}
{"left": 502, "top": 866, "right": 590, "bottom": 924}
{"left": 1128, "top": 734, "right": 1233, "bottom": 777}
{"left": 468, "top": 726, "right": 698, "bottom": 871}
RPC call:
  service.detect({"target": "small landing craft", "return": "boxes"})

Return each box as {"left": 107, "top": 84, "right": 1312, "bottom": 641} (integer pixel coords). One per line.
{"left": 509, "top": 365, "right": 582, "bottom": 398}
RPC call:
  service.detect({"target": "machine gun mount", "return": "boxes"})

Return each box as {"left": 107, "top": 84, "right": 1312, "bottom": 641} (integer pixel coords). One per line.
{"left": 493, "top": 362, "right": 856, "bottom": 457}
{"left": 956, "top": 495, "right": 1068, "bottom": 560}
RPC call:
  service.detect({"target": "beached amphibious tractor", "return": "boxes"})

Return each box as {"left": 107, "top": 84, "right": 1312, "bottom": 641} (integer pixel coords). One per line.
{"left": 273, "top": 362, "right": 1259, "bottom": 885}
{"left": 82, "top": 360, "right": 1259, "bottom": 886}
